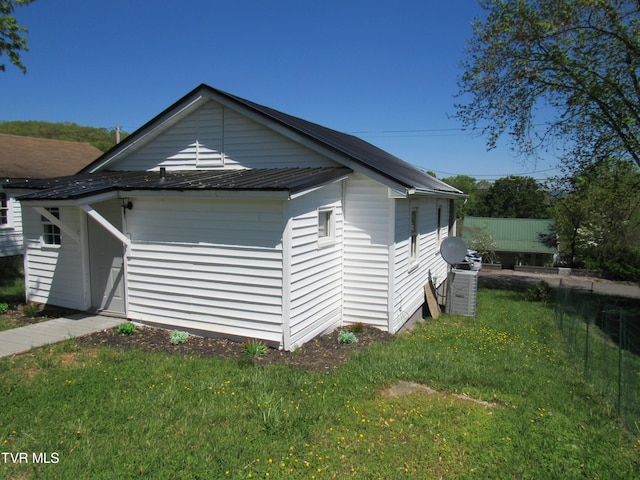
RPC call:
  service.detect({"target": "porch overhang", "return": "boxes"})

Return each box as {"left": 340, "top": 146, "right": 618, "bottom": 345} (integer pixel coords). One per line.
{"left": 9, "top": 167, "right": 353, "bottom": 203}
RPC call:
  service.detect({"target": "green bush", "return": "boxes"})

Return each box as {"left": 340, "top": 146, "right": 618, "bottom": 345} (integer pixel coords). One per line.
{"left": 22, "top": 303, "right": 40, "bottom": 317}
{"left": 338, "top": 330, "right": 357, "bottom": 344}
{"left": 347, "top": 322, "right": 365, "bottom": 333}
{"left": 170, "top": 330, "right": 189, "bottom": 345}
{"left": 242, "top": 339, "right": 268, "bottom": 357}
{"left": 117, "top": 323, "right": 136, "bottom": 336}
{"left": 0, "top": 303, "right": 8, "bottom": 315}
{"left": 525, "top": 282, "right": 553, "bottom": 303}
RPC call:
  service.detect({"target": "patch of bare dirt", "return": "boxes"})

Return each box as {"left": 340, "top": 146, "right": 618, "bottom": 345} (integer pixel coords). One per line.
{"left": 383, "top": 380, "right": 501, "bottom": 408}
{"left": 77, "top": 324, "right": 396, "bottom": 372}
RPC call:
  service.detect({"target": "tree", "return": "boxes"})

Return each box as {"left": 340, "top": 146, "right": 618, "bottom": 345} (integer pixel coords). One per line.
{"left": 464, "top": 223, "right": 498, "bottom": 263}
{"left": 442, "top": 175, "right": 492, "bottom": 217}
{"left": 0, "top": 0, "right": 36, "bottom": 73}
{"left": 456, "top": 1, "right": 640, "bottom": 169}
{"left": 549, "top": 157, "right": 640, "bottom": 278}
{"left": 479, "top": 175, "right": 549, "bottom": 218}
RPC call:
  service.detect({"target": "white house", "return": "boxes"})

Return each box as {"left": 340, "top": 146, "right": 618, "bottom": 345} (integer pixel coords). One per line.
{"left": 9, "top": 84, "right": 465, "bottom": 350}
{"left": 0, "top": 133, "right": 101, "bottom": 257}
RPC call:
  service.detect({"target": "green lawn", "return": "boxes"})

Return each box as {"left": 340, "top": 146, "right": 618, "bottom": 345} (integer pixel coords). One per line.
{"left": 0, "top": 283, "right": 637, "bottom": 479}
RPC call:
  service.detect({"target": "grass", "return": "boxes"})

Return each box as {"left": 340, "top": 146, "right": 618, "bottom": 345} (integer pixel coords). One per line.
{"left": 0, "top": 283, "right": 637, "bottom": 479}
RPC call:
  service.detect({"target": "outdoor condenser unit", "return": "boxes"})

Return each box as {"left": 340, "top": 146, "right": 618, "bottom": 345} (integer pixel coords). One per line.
{"left": 446, "top": 268, "right": 478, "bottom": 317}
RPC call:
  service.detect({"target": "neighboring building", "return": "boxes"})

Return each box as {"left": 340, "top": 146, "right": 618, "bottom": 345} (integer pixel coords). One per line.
{"left": 0, "top": 133, "right": 102, "bottom": 257}
{"left": 461, "top": 216, "right": 557, "bottom": 268}
{"left": 9, "top": 84, "right": 464, "bottom": 350}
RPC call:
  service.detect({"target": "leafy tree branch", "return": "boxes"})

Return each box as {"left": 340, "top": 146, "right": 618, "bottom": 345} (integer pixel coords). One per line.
{"left": 0, "top": 0, "right": 36, "bottom": 73}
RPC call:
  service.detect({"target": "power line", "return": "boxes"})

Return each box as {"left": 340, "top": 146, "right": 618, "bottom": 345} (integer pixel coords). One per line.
{"left": 431, "top": 167, "right": 559, "bottom": 178}
{"left": 350, "top": 127, "right": 470, "bottom": 138}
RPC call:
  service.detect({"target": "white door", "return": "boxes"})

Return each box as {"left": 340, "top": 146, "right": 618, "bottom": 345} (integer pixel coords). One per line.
{"left": 88, "top": 200, "right": 126, "bottom": 314}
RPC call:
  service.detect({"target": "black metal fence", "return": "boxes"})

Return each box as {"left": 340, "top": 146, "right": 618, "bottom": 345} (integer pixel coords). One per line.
{"left": 555, "top": 281, "right": 639, "bottom": 436}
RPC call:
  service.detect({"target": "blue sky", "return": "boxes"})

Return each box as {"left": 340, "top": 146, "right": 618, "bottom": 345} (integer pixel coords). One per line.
{"left": 1, "top": 0, "right": 561, "bottom": 181}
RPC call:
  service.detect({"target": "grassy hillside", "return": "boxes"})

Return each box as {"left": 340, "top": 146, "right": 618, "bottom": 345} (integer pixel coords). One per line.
{"left": 0, "top": 120, "right": 129, "bottom": 152}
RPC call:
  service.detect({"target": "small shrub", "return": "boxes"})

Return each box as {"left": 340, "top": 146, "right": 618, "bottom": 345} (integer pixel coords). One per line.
{"left": 22, "top": 303, "right": 41, "bottom": 317}
{"left": 338, "top": 330, "right": 357, "bottom": 345}
{"left": 170, "top": 330, "right": 189, "bottom": 345}
{"left": 347, "top": 322, "right": 365, "bottom": 333}
{"left": 0, "top": 303, "right": 8, "bottom": 314}
{"left": 242, "top": 339, "right": 268, "bottom": 357}
{"left": 117, "top": 322, "right": 136, "bottom": 336}
{"left": 525, "top": 282, "right": 553, "bottom": 303}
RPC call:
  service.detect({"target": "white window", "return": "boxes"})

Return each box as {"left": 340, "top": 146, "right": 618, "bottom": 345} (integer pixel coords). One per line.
{"left": 410, "top": 207, "right": 419, "bottom": 263}
{"left": 42, "top": 208, "right": 62, "bottom": 246}
{"left": 318, "top": 208, "right": 334, "bottom": 245}
{"left": 0, "top": 193, "right": 8, "bottom": 226}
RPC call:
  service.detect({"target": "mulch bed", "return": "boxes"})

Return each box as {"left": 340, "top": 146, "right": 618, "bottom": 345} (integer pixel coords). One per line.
{"left": 1, "top": 305, "right": 82, "bottom": 329}
{"left": 77, "top": 324, "right": 396, "bottom": 372}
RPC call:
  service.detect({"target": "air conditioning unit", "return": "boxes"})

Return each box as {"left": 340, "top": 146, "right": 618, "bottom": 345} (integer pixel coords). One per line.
{"left": 446, "top": 268, "right": 478, "bottom": 317}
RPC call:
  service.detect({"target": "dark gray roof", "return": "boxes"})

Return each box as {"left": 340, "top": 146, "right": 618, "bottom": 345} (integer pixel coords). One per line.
{"left": 81, "top": 84, "right": 463, "bottom": 196}
{"left": 220, "top": 88, "right": 461, "bottom": 194}
{"left": 12, "top": 167, "right": 352, "bottom": 201}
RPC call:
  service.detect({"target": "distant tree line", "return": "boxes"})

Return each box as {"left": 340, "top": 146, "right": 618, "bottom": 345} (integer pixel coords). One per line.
{"left": 0, "top": 120, "right": 128, "bottom": 152}
{"left": 443, "top": 174, "right": 550, "bottom": 219}
{"left": 441, "top": 160, "right": 640, "bottom": 281}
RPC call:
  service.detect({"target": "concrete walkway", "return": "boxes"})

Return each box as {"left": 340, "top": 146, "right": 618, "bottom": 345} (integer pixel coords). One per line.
{"left": 0, "top": 314, "right": 123, "bottom": 358}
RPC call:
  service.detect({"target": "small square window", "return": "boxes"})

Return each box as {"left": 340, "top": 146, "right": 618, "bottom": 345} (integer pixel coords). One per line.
{"left": 318, "top": 209, "right": 334, "bottom": 243}
{"left": 42, "top": 208, "right": 61, "bottom": 246}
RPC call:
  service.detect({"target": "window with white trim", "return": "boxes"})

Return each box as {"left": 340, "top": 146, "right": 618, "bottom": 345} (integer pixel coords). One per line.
{"left": 410, "top": 207, "right": 419, "bottom": 263}
{"left": 0, "top": 193, "right": 8, "bottom": 226}
{"left": 42, "top": 208, "right": 62, "bottom": 246}
{"left": 318, "top": 208, "right": 334, "bottom": 245}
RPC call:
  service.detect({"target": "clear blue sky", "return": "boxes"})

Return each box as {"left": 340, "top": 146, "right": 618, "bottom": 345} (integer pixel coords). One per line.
{"left": 1, "top": 0, "right": 560, "bottom": 181}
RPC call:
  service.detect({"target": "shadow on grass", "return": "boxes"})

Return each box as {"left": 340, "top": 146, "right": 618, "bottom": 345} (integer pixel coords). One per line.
{"left": 0, "top": 256, "right": 24, "bottom": 304}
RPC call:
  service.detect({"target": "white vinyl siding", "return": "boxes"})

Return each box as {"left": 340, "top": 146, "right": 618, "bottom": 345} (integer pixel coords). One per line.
{"left": 22, "top": 206, "right": 87, "bottom": 310}
{"left": 125, "top": 197, "right": 285, "bottom": 344}
{"left": 342, "top": 173, "right": 392, "bottom": 330}
{"left": 113, "top": 101, "right": 336, "bottom": 172}
{"left": 287, "top": 182, "right": 343, "bottom": 348}
{"left": 391, "top": 198, "right": 450, "bottom": 332}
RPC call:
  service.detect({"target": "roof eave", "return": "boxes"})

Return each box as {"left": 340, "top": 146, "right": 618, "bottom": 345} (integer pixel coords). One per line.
{"left": 411, "top": 188, "right": 468, "bottom": 199}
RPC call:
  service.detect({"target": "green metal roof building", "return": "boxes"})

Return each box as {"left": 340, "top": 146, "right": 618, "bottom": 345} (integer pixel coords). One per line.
{"left": 461, "top": 217, "right": 557, "bottom": 268}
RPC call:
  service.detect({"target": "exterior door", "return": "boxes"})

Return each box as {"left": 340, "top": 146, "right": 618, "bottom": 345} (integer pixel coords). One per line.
{"left": 88, "top": 200, "right": 126, "bottom": 314}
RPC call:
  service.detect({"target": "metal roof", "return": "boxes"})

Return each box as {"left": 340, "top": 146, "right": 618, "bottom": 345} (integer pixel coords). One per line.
{"left": 12, "top": 167, "right": 352, "bottom": 201}
{"left": 462, "top": 217, "right": 557, "bottom": 254}
{"left": 80, "top": 84, "right": 464, "bottom": 197}
{"left": 219, "top": 88, "right": 462, "bottom": 194}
